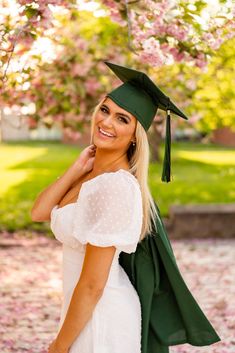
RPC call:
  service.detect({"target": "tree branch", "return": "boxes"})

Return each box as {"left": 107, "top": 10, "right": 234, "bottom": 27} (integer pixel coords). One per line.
{"left": 124, "top": 0, "right": 139, "bottom": 55}
{"left": 1, "top": 23, "right": 29, "bottom": 86}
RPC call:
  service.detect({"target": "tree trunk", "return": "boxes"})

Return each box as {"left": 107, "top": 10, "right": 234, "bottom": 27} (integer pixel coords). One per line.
{"left": 148, "top": 120, "right": 163, "bottom": 163}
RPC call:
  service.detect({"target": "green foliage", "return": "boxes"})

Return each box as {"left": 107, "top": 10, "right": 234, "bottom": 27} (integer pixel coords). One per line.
{"left": 191, "top": 38, "right": 235, "bottom": 132}
{"left": 0, "top": 141, "right": 234, "bottom": 233}
{"left": 179, "top": 0, "right": 208, "bottom": 33}
{"left": 24, "top": 5, "right": 38, "bottom": 19}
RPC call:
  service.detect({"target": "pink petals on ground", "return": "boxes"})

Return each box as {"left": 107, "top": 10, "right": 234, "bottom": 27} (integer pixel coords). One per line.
{"left": 0, "top": 233, "right": 234, "bottom": 352}
{"left": 170, "top": 238, "right": 235, "bottom": 353}
{"left": 0, "top": 232, "right": 62, "bottom": 353}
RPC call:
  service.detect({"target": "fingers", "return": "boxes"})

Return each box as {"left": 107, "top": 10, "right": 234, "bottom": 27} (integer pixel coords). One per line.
{"left": 89, "top": 144, "right": 97, "bottom": 153}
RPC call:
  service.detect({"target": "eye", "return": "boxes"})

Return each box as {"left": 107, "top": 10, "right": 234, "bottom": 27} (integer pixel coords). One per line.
{"left": 100, "top": 106, "right": 108, "bottom": 114}
{"left": 118, "top": 116, "right": 128, "bottom": 124}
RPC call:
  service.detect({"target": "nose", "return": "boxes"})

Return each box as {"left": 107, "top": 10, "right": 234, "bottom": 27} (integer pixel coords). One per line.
{"left": 102, "top": 114, "right": 114, "bottom": 128}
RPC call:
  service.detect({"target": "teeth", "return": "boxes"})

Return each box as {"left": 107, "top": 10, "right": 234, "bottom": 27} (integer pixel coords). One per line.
{"left": 99, "top": 127, "right": 115, "bottom": 137}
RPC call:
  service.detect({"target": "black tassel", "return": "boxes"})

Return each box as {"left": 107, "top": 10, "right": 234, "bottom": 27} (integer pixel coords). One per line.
{"left": 161, "top": 99, "right": 171, "bottom": 182}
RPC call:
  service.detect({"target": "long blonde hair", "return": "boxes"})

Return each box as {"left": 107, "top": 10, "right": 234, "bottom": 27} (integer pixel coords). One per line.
{"left": 89, "top": 96, "right": 158, "bottom": 241}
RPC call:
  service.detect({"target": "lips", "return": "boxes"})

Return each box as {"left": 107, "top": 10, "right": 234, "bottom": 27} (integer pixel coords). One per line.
{"left": 98, "top": 127, "right": 116, "bottom": 138}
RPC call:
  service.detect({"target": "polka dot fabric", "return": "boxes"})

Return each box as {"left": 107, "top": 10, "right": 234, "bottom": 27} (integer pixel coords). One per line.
{"left": 50, "top": 169, "right": 143, "bottom": 352}
{"left": 72, "top": 169, "right": 143, "bottom": 253}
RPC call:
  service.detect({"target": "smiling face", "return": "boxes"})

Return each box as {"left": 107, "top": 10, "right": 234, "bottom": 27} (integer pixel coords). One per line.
{"left": 92, "top": 97, "right": 137, "bottom": 152}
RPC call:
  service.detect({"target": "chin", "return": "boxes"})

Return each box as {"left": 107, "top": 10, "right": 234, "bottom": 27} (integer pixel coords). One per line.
{"left": 94, "top": 141, "right": 115, "bottom": 150}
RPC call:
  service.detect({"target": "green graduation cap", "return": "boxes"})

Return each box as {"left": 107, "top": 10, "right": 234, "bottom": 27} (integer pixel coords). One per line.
{"left": 104, "top": 61, "right": 188, "bottom": 182}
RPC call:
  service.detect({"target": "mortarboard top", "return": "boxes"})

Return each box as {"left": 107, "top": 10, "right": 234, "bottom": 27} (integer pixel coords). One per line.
{"left": 104, "top": 61, "right": 188, "bottom": 130}
{"left": 104, "top": 61, "right": 189, "bottom": 182}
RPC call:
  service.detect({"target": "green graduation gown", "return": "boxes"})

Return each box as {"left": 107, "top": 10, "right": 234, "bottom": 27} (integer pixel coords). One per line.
{"left": 118, "top": 203, "right": 221, "bottom": 353}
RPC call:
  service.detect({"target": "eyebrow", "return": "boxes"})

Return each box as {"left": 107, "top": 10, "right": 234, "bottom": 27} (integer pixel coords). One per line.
{"left": 102, "top": 104, "right": 131, "bottom": 122}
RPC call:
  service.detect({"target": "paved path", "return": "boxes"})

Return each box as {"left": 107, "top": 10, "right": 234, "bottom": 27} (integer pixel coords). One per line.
{"left": 0, "top": 232, "right": 234, "bottom": 353}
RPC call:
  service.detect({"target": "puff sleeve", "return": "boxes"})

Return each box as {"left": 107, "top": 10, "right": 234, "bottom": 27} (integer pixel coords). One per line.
{"left": 72, "top": 171, "right": 143, "bottom": 253}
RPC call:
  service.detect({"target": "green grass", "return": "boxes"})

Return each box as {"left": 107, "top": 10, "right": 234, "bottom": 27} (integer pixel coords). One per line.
{"left": 150, "top": 142, "right": 235, "bottom": 215}
{"left": 0, "top": 140, "right": 234, "bottom": 233}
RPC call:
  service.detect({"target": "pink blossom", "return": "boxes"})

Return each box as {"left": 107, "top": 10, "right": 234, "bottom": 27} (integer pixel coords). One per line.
{"left": 53, "top": 114, "right": 64, "bottom": 122}
{"left": 63, "top": 126, "right": 82, "bottom": 141}
{"left": 109, "top": 11, "right": 126, "bottom": 27}
{"left": 18, "top": 0, "right": 32, "bottom": 5}
{"left": 195, "top": 52, "right": 207, "bottom": 69}
{"left": 70, "top": 62, "right": 93, "bottom": 78}
{"left": 139, "top": 51, "right": 165, "bottom": 67}
{"left": 71, "top": 63, "right": 84, "bottom": 77}
{"left": 185, "top": 79, "right": 197, "bottom": 91}
{"left": 84, "top": 78, "right": 101, "bottom": 96}
{"left": 74, "top": 38, "right": 89, "bottom": 51}
{"left": 142, "top": 37, "right": 161, "bottom": 52}
{"left": 188, "top": 113, "right": 202, "bottom": 124}
{"left": 175, "top": 51, "right": 186, "bottom": 61}
{"left": 26, "top": 116, "right": 38, "bottom": 128}
{"left": 102, "top": 0, "right": 126, "bottom": 26}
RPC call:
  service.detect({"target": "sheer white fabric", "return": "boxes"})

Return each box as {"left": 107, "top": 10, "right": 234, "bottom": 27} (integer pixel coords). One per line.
{"left": 50, "top": 169, "right": 143, "bottom": 353}
{"left": 71, "top": 170, "right": 143, "bottom": 253}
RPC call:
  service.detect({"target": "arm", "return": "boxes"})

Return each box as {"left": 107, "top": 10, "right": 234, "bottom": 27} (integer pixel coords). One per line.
{"left": 31, "top": 144, "right": 96, "bottom": 222}
{"left": 48, "top": 172, "right": 140, "bottom": 353}
{"left": 54, "top": 243, "right": 116, "bottom": 352}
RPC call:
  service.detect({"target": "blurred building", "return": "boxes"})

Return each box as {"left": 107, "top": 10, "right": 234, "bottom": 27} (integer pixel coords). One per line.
{"left": 0, "top": 110, "right": 62, "bottom": 142}
{"left": 211, "top": 127, "right": 235, "bottom": 147}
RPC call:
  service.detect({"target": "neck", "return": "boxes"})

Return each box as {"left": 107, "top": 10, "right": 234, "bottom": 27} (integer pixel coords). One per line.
{"left": 91, "top": 147, "right": 130, "bottom": 175}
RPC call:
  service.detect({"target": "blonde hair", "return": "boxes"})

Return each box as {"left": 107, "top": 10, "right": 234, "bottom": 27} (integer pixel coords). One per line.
{"left": 89, "top": 96, "right": 158, "bottom": 241}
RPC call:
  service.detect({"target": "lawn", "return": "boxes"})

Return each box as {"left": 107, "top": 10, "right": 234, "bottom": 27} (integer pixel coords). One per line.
{"left": 0, "top": 140, "right": 234, "bottom": 233}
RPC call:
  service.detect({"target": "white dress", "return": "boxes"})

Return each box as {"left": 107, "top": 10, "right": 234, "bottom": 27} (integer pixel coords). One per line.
{"left": 50, "top": 169, "right": 143, "bottom": 353}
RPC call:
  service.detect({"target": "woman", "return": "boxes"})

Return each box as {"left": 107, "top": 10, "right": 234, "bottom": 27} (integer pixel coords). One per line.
{"left": 31, "top": 62, "right": 220, "bottom": 353}
{"left": 31, "top": 88, "right": 157, "bottom": 352}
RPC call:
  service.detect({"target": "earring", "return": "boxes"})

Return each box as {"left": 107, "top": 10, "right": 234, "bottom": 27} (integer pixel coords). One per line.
{"left": 132, "top": 141, "right": 136, "bottom": 146}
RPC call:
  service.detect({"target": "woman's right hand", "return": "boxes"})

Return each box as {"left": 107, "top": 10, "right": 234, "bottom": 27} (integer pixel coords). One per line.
{"left": 72, "top": 144, "right": 97, "bottom": 175}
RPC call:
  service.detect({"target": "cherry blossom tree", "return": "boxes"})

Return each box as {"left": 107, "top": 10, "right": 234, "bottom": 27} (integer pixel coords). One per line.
{"left": 0, "top": 0, "right": 235, "bottom": 140}
{"left": 0, "top": 5, "right": 128, "bottom": 140}
{"left": 103, "top": 0, "right": 235, "bottom": 68}
{"left": 1, "top": 0, "right": 235, "bottom": 78}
